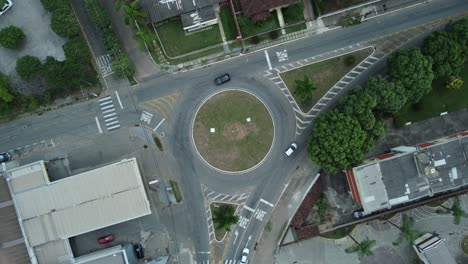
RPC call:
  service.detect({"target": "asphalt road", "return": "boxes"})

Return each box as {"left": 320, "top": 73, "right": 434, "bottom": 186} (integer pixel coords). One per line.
{"left": 0, "top": 0, "right": 467, "bottom": 263}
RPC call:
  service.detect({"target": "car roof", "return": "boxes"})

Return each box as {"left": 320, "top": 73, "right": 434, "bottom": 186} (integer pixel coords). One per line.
{"left": 242, "top": 248, "right": 249, "bottom": 254}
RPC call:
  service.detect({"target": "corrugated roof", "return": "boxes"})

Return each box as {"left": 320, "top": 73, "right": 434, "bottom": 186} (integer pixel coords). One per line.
{"left": 7, "top": 158, "right": 151, "bottom": 248}
{"left": 140, "top": 0, "right": 222, "bottom": 23}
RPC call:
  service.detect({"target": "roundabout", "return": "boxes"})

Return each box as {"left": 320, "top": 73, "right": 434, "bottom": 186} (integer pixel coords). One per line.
{"left": 192, "top": 89, "right": 275, "bottom": 173}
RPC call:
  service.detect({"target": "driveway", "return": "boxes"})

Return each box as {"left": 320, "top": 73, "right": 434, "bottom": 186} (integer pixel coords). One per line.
{"left": 0, "top": 0, "right": 65, "bottom": 94}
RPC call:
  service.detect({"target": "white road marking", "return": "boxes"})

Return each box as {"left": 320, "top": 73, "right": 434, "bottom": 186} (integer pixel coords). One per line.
{"left": 153, "top": 118, "right": 166, "bottom": 131}
{"left": 115, "top": 91, "right": 123, "bottom": 109}
{"left": 107, "top": 124, "right": 120, "bottom": 130}
{"left": 106, "top": 120, "right": 119, "bottom": 126}
{"left": 105, "top": 117, "right": 118, "bottom": 122}
{"left": 243, "top": 205, "right": 255, "bottom": 213}
{"left": 260, "top": 198, "right": 274, "bottom": 207}
{"left": 264, "top": 50, "right": 272, "bottom": 70}
{"left": 276, "top": 49, "right": 288, "bottom": 62}
{"left": 99, "top": 100, "right": 112, "bottom": 106}
{"left": 103, "top": 112, "right": 116, "bottom": 118}
{"left": 101, "top": 104, "right": 114, "bottom": 110}
{"left": 99, "top": 96, "right": 111, "bottom": 102}
{"left": 95, "top": 117, "right": 102, "bottom": 133}
{"left": 103, "top": 108, "right": 115, "bottom": 114}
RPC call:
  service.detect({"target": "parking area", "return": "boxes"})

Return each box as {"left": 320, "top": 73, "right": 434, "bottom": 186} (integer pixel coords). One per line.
{"left": 0, "top": 0, "right": 65, "bottom": 93}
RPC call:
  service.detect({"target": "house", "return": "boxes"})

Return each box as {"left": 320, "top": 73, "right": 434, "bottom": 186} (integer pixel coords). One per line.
{"left": 139, "top": 0, "right": 222, "bottom": 31}
{"left": 413, "top": 233, "right": 457, "bottom": 264}
{"left": 346, "top": 131, "right": 468, "bottom": 214}
{"left": 237, "top": 0, "right": 300, "bottom": 21}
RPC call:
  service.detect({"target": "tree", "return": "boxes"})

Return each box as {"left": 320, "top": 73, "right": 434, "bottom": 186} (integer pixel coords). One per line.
{"left": 336, "top": 91, "right": 377, "bottom": 130}
{"left": 308, "top": 112, "right": 367, "bottom": 173}
{"left": 50, "top": 8, "right": 81, "bottom": 38}
{"left": 63, "top": 37, "right": 91, "bottom": 66}
{"left": 122, "top": 1, "right": 147, "bottom": 28}
{"left": 85, "top": 0, "right": 111, "bottom": 31}
{"left": 446, "top": 76, "right": 463, "bottom": 90}
{"left": 422, "top": 31, "right": 465, "bottom": 79}
{"left": 345, "top": 237, "right": 376, "bottom": 258}
{"left": 212, "top": 204, "right": 239, "bottom": 231}
{"left": 40, "top": 0, "right": 68, "bottom": 12}
{"left": 363, "top": 120, "right": 387, "bottom": 152}
{"left": 294, "top": 75, "right": 316, "bottom": 104}
{"left": 387, "top": 214, "right": 422, "bottom": 245}
{"left": 43, "top": 56, "right": 81, "bottom": 90}
{"left": 112, "top": 54, "right": 135, "bottom": 78}
{"left": 364, "top": 76, "right": 407, "bottom": 113}
{"left": 388, "top": 48, "right": 434, "bottom": 104}
{"left": 0, "top": 72, "right": 14, "bottom": 103}
{"left": 451, "top": 197, "right": 467, "bottom": 225}
{"left": 0, "top": 26, "right": 26, "bottom": 49}
{"left": 446, "top": 17, "right": 468, "bottom": 55}
{"left": 16, "top": 56, "right": 42, "bottom": 81}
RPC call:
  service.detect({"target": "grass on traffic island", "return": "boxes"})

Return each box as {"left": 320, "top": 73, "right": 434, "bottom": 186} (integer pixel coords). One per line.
{"left": 320, "top": 225, "right": 355, "bottom": 239}
{"left": 394, "top": 62, "right": 468, "bottom": 127}
{"left": 280, "top": 48, "right": 373, "bottom": 112}
{"left": 193, "top": 90, "right": 274, "bottom": 172}
{"left": 210, "top": 202, "right": 238, "bottom": 241}
{"left": 169, "top": 180, "right": 182, "bottom": 203}
{"left": 155, "top": 18, "right": 222, "bottom": 57}
{"left": 462, "top": 235, "right": 468, "bottom": 255}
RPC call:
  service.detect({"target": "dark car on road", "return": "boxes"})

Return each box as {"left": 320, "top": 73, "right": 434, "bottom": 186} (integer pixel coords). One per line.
{"left": 214, "top": 73, "right": 230, "bottom": 85}
{"left": 134, "top": 243, "right": 144, "bottom": 259}
{"left": 0, "top": 152, "right": 11, "bottom": 163}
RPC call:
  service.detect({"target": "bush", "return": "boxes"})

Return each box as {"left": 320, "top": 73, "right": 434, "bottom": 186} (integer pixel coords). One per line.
{"left": 0, "top": 26, "right": 26, "bottom": 49}
{"left": 43, "top": 56, "right": 81, "bottom": 90}
{"left": 16, "top": 56, "right": 42, "bottom": 81}
{"left": 344, "top": 55, "right": 356, "bottom": 66}
{"left": 112, "top": 54, "right": 135, "bottom": 78}
{"left": 63, "top": 37, "right": 91, "bottom": 65}
{"left": 269, "top": 30, "right": 279, "bottom": 40}
{"left": 50, "top": 7, "right": 80, "bottom": 38}
{"left": 40, "top": 0, "right": 68, "bottom": 12}
{"left": 85, "top": 0, "right": 111, "bottom": 31}
{"left": 447, "top": 76, "right": 463, "bottom": 89}
{"left": 152, "top": 134, "right": 163, "bottom": 151}
{"left": 250, "top": 35, "right": 260, "bottom": 44}
{"left": 283, "top": 3, "right": 305, "bottom": 23}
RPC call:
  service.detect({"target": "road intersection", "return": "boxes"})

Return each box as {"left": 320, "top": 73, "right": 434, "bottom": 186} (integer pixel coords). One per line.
{"left": 0, "top": 1, "right": 467, "bottom": 263}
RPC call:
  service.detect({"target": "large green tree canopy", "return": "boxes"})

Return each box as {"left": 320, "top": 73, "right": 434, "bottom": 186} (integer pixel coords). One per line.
{"left": 308, "top": 112, "right": 367, "bottom": 173}
{"left": 364, "top": 76, "right": 407, "bottom": 113}
{"left": 387, "top": 48, "right": 434, "bottom": 104}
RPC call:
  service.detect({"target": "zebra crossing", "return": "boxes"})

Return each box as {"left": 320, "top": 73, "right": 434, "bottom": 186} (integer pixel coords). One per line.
{"left": 202, "top": 185, "right": 249, "bottom": 243}
{"left": 99, "top": 96, "right": 120, "bottom": 131}
{"left": 96, "top": 54, "right": 113, "bottom": 77}
{"left": 223, "top": 260, "right": 243, "bottom": 264}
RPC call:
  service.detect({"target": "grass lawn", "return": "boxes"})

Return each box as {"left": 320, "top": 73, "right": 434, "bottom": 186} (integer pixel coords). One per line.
{"left": 237, "top": 14, "right": 279, "bottom": 38}
{"left": 210, "top": 202, "right": 237, "bottom": 241}
{"left": 193, "top": 90, "right": 273, "bottom": 172}
{"left": 280, "top": 48, "right": 373, "bottom": 112}
{"left": 462, "top": 235, "right": 468, "bottom": 255}
{"left": 283, "top": 2, "right": 306, "bottom": 33}
{"left": 394, "top": 63, "right": 468, "bottom": 127}
{"left": 155, "top": 19, "right": 222, "bottom": 57}
{"left": 320, "top": 225, "right": 355, "bottom": 239}
{"left": 219, "top": 7, "right": 237, "bottom": 41}
{"left": 170, "top": 180, "right": 182, "bottom": 203}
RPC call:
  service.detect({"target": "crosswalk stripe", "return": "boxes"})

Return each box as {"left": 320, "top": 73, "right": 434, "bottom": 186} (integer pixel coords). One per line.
{"left": 103, "top": 108, "right": 115, "bottom": 114}
{"left": 105, "top": 117, "right": 118, "bottom": 122}
{"left": 99, "top": 96, "right": 111, "bottom": 102}
{"left": 106, "top": 120, "right": 119, "bottom": 126}
{"left": 99, "top": 100, "right": 113, "bottom": 106}
{"left": 103, "top": 112, "right": 116, "bottom": 118}
{"left": 101, "top": 104, "right": 114, "bottom": 110}
{"left": 107, "top": 124, "right": 120, "bottom": 130}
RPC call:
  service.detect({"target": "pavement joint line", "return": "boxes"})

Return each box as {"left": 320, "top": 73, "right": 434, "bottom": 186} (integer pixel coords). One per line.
{"left": 95, "top": 117, "right": 103, "bottom": 134}
{"left": 99, "top": 96, "right": 111, "bottom": 102}
{"left": 106, "top": 121, "right": 119, "bottom": 126}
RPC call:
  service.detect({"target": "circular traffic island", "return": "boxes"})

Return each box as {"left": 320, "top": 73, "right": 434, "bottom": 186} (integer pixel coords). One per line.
{"left": 193, "top": 90, "right": 274, "bottom": 173}
{"left": 462, "top": 235, "right": 468, "bottom": 255}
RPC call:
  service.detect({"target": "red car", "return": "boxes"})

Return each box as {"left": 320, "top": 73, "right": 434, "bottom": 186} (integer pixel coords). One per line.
{"left": 98, "top": 235, "right": 114, "bottom": 244}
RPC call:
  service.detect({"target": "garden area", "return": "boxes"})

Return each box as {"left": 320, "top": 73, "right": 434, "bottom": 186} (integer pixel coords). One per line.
{"left": 313, "top": 0, "right": 368, "bottom": 16}
{"left": 283, "top": 3, "right": 307, "bottom": 33}
{"left": 237, "top": 13, "right": 279, "bottom": 39}
{"left": 280, "top": 48, "right": 372, "bottom": 112}
{"left": 219, "top": 7, "right": 238, "bottom": 41}
{"left": 154, "top": 19, "right": 222, "bottom": 57}
{"left": 394, "top": 62, "right": 468, "bottom": 127}
{"left": 210, "top": 202, "right": 238, "bottom": 241}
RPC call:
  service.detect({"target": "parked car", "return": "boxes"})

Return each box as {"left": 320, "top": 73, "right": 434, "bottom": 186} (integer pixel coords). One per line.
{"left": 214, "top": 73, "right": 230, "bottom": 85}
{"left": 0, "top": 0, "right": 13, "bottom": 16}
{"left": 284, "top": 143, "right": 298, "bottom": 157}
{"left": 134, "top": 243, "right": 144, "bottom": 259}
{"left": 240, "top": 248, "right": 249, "bottom": 264}
{"left": 353, "top": 209, "right": 367, "bottom": 219}
{"left": 98, "top": 235, "right": 114, "bottom": 244}
{"left": 0, "top": 152, "right": 11, "bottom": 163}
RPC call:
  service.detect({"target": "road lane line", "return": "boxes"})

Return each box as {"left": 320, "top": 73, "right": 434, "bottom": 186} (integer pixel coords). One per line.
{"left": 260, "top": 199, "right": 274, "bottom": 207}
{"left": 264, "top": 50, "right": 272, "bottom": 70}
{"left": 115, "top": 91, "right": 123, "bottom": 109}
{"left": 243, "top": 205, "right": 255, "bottom": 213}
{"left": 153, "top": 118, "right": 166, "bottom": 131}
{"left": 95, "top": 117, "right": 103, "bottom": 133}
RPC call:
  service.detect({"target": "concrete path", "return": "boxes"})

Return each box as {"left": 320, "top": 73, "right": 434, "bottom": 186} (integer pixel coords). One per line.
{"left": 101, "top": 0, "right": 160, "bottom": 81}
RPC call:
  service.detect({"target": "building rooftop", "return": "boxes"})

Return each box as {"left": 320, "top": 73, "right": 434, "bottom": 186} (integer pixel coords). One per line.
{"left": 5, "top": 158, "right": 151, "bottom": 264}
{"left": 413, "top": 233, "right": 456, "bottom": 264}
{"left": 350, "top": 132, "right": 468, "bottom": 213}
{"left": 140, "top": 0, "right": 221, "bottom": 23}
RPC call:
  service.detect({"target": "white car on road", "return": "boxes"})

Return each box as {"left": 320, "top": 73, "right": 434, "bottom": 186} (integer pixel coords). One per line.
{"left": 0, "top": 0, "right": 13, "bottom": 16}
{"left": 240, "top": 248, "right": 249, "bottom": 264}
{"left": 284, "top": 143, "right": 298, "bottom": 157}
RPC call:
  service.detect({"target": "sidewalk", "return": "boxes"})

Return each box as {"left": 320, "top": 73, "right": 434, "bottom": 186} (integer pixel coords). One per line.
{"left": 252, "top": 156, "right": 320, "bottom": 264}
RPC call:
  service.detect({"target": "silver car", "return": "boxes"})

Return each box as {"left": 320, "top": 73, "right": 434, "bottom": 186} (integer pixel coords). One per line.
{"left": 0, "top": 0, "right": 13, "bottom": 16}
{"left": 240, "top": 248, "right": 249, "bottom": 264}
